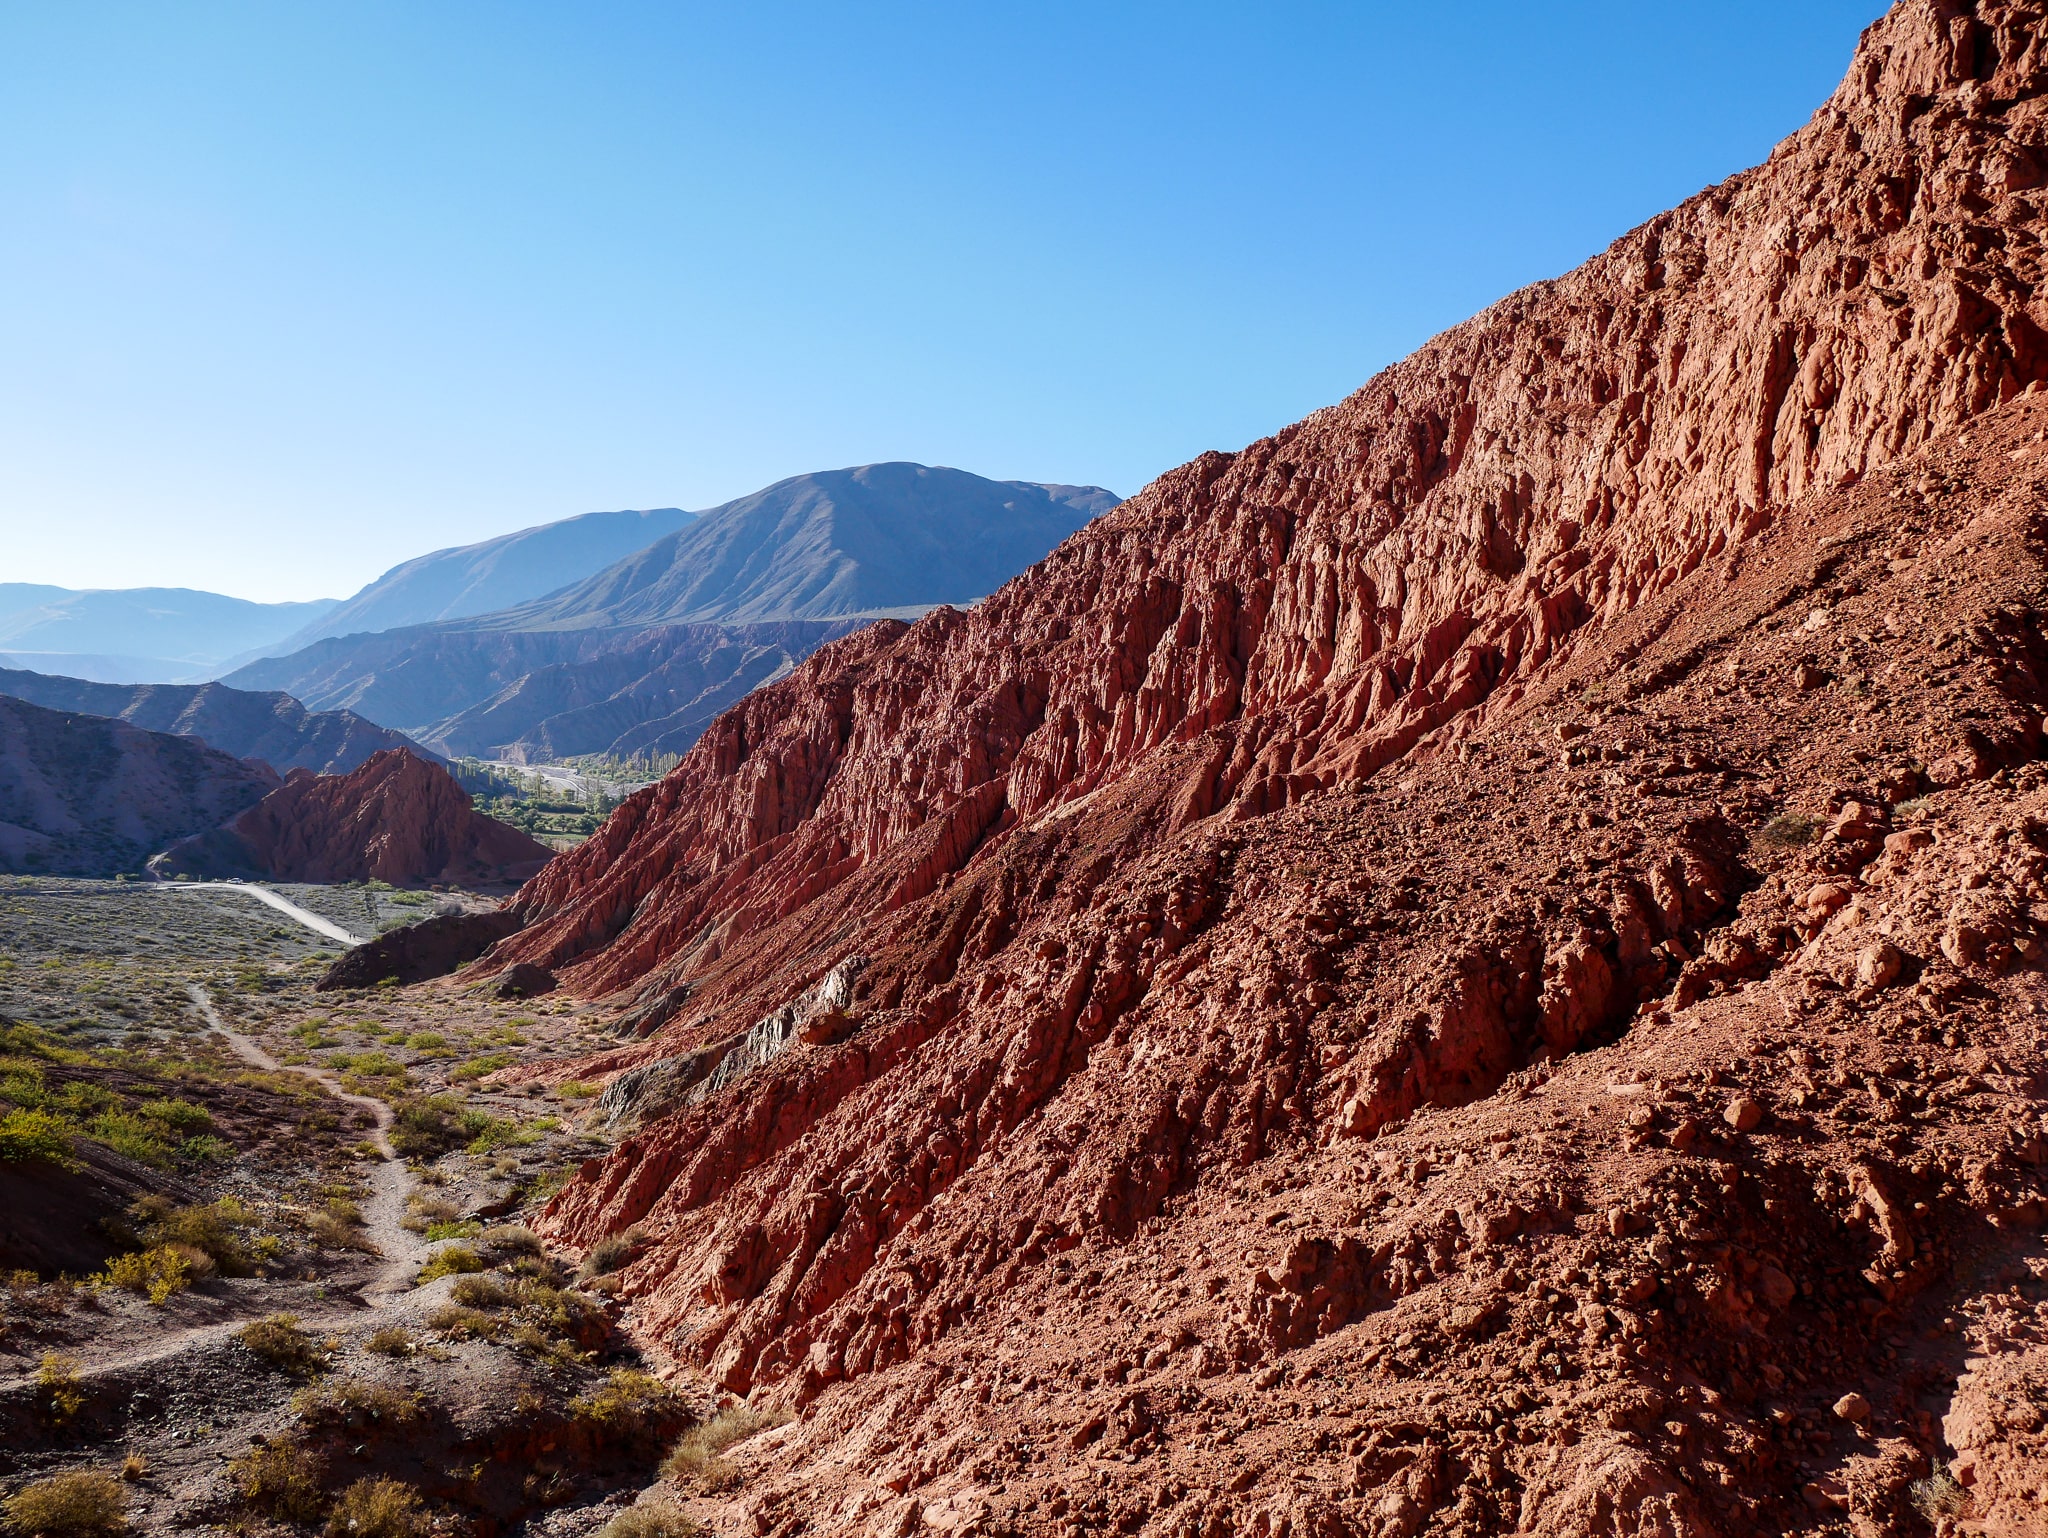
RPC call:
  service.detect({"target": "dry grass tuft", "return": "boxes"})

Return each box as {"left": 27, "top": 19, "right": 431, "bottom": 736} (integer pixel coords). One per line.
{"left": 594, "top": 1505, "right": 700, "bottom": 1538}
{"left": 238, "top": 1314, "right": 324, "bottom": 1376}
{"left": 1, "top": 1471, "right": 128, "bottom": 1538}
{"left": 323, "top": 1478, "right": 424, "bottom": 1538}
{"left": 660, "top": 1403, "right": 791, "bottom": 1491}
{"left": 230, "top": 1441, "right": 326, "bottom": 1523}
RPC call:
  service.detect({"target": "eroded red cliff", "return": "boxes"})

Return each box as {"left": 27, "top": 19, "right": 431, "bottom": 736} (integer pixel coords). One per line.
{"left": 480, "top": 6, "right": 2048, "bottom": 1534}
{"left": 154, "top": 748, "right": 553, "bottom": 887}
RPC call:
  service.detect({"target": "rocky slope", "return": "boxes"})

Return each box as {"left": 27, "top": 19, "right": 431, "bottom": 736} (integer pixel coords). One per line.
{"left": 0, "top": 668, "right": 426, "bottom": 774}
{"left": 151, "top": 748, "right": 554, "bottom": 887}
{"left": 266, "top": 504, "right": 695, "bottom": 653}
{"left": 459, "top": 5, "right": 2048, "bottom": 1534}
{"left": 223, "top": 620, "right": 862, "bottom": 763}
{"left": 0, "top": 696, "right": 278, "bottom": 875}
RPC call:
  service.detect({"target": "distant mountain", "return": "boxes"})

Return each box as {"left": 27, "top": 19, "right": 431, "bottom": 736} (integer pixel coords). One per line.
{"left": 0, "top": 695, "right": 278, "bottom": 875}
{"left": 0, "top": 668, "right": 429, "bottom": 774}
{"left": 482, "top": 465, "right": 1117, "bottom": 630}
{"left": 224, "top": 621, "right": 862, "bottom": 763}
{"left": 0, "top": 587, "right": 341, "bottom": 684}
{"left": 268, "top": 506, "right": 696, "bottom": 654}
{"left": 226, "top": 464, "right": 1116, "bottom": 763}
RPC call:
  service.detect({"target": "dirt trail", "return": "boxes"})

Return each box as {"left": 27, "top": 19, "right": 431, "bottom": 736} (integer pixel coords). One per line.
{"left": 187, "top": 984, "right": 423, "bottom": 1301}
{"left": 0, "top": 994, "right": 430, "bottom": 1398}
{"left": 166, "top": 881, "right": 368, "bottom": 946}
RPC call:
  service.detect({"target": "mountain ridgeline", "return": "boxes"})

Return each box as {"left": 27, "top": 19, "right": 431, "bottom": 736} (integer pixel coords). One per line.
{"left": 226, "top": 465, "right": 1119, "bottom": 761}
{"left": 0, "top": 668, "right": 428, "bottom": 774}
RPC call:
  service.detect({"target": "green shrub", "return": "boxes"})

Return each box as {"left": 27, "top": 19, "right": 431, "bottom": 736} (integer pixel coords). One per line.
{"left": 389, "top": 1096, "right": 491, "bottom": 1159}
{"left": 417, "top": 1244, "right": 484, "bottom": 1283}
{"left": 93, "top": 1246, "right": 191, "bottom": 1304}
{"left": 230, "top": 1441, "right": 326, "bottom": 1522}
{"left": 323, "top": 1478, "right": 423, "bottom": 1538}
{"left": 132, "top": 1198, "right": 254, "bottom": 1274}
{"left": 138, "top": 1098, "right": 213, "bottom": 1134}
{"left": 449, "top": 1274, "right": 508, "bottom": 1309}
{"left": 448, "top": 1054, "right": 514, "bottom": 1083}
{"left": 83, "top": 1112, "right": 175, "bottom": 1169}
{"left": 0, "top": 1107, "right": 76, "bottom": 1167}
{"left": 423, "top": 1219, "right": 480, "bottom": 1242}
{"left": 37, "top": 1352, "right": 84, "bottom": 1424}
{"left": 1, "top": 1470, "right": 127, "bottom": 1537}
{"left": 238, "top": 1314, "right": 324, "bottom": 1376}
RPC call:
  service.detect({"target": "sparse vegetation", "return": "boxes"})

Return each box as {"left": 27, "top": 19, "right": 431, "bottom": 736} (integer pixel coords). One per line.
{"left": 595, "top": 1505, "right": 700, "bottom": 1538}
{"left": 449, "top": 1273, "right": 509, "bottom": 1309}
{"left": 324, "top": 1478, "right": 424, "bottom": 1538}
{"left": 1909, "top": 1470, "right": 1973, "bottom": 1523}
{"left": 363, "top": 1325, "right": 418, "bottom": 1356}
{"left": 1757, "top": 812, "right": 1818, "bottom": 846}
{"left": 231, "top": 1440, "right": 326, "bottom": 1522}
{"left": 37, "top": 1351, "right": 85, "bottom": 1424}
{"left": 238, "top": 1314, "right": 324, "bottom": 1376}
{"left": 661, "top": 1403, "right": 789, "bottom": 1491}
{"left": 579, "top": 1225, "right": 646, "bottom": 1279}
{"left": 480, "top": 1223, "right": 542, "bottom": 1256}
{"left": 291, "top": 1379, "right": 423, "bottom": 1430}
{"left": 417, "top": 1243, "right": 485, "bottom": 1283}
{"left": 1, "top": 1470, "right": 128, "bottom": 1538}
{"left": 426, "top": 1304, "right": 497, "bottom": 1339}
{"left": 389, "top": 1095, "right": 492, "bottom": 1158}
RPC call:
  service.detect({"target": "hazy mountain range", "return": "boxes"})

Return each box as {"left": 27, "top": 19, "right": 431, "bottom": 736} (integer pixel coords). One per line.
{"left": 225, "top": 465, "right": 1116, "bottom": 761}
{"left": 272, "top": 505, "right": 696, "bottom": 651}
{"left": 8, "top": 461, "right": 1117, "bottom": 763}
{"left": 0, "top": 584, "right": 340, "bottom": 684}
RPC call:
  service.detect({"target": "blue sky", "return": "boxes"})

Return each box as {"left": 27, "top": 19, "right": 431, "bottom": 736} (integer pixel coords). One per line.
{"left": 1, "top": 1, "right": 1889, "bottom": 601}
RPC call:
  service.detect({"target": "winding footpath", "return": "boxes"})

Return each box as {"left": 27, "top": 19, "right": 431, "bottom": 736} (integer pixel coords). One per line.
{"left": 186, "top": 984, "right": 424, "bottom": 1301}
{"left": 0, "top": 991, "right": 426, "bottom": 1399}
{"left": 163, "top": 881, "right": 369, "bottom": 946}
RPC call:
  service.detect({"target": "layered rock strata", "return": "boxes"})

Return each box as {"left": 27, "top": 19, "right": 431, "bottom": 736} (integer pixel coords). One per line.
{"left": 457, "top": 5, "right": 2048, "bottom": 1533}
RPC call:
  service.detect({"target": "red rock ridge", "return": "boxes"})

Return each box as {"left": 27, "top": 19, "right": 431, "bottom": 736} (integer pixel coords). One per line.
{"left": 459, "top": 6, "right": 2048, "bottom": 1534}
{"left": 152, "top": 747, "right": 553, "bottom": 887}
{"left": 501, "top": 0, "right": 2048, "bottom": 1001}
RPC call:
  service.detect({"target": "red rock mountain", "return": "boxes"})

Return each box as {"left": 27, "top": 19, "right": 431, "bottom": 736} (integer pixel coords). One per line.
{"left": 153, "top": 748, "right": 553, "bottom": 887}
{"left": 477, "top": 6, "right": 2048, "bottom": 1534}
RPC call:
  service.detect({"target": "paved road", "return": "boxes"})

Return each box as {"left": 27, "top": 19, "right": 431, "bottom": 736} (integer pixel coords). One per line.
{"left": 166, "top": 881, "right": 368, "bottom": 946}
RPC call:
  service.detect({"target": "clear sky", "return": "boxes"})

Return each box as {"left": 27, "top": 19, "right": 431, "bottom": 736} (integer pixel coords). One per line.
{"left": 1, "top": 1, "right": 1890, "bottom": 602}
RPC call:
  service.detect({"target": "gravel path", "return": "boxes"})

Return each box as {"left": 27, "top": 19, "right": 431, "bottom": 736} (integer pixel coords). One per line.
{"left": 188, "top": 984, "right": 424, "bottom": 1301}
{"left": 165, "top": 882, "right": 369, "bottom": 946}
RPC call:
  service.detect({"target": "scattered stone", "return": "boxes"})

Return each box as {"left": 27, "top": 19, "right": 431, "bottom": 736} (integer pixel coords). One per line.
{"left": 1724, "top": 1097, "right": 1765, "bottom": 1134}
